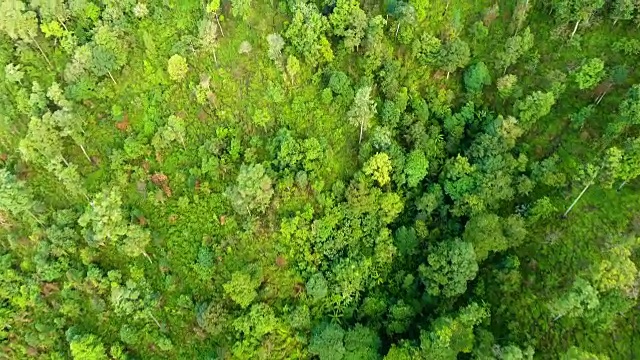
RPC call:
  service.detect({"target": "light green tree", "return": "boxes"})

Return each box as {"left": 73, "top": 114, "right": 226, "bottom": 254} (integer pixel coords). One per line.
{"left": 223, "top": 271, "right": 261, "bottom": 308}
{"left": 364, "top": 153, "right": 392, "bottom": 187}
{"left": 574, "top": 58, "right": 605, "bottom": 90}
{"left": 225, "top": 164, "right": 274, "bottom": 215}
{"left": 419, "top": 239, "right": 478, "bottom": 297}
{"left": 167, "top": 54, "right": 188, "bottom": 82}
{"left": 348, "top": 86, "right": 376, "bottom": 143}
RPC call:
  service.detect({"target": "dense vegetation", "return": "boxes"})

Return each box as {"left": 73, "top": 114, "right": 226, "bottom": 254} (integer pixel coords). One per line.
{"left": 2, "top": 0, "right": 640, "bottom": 359}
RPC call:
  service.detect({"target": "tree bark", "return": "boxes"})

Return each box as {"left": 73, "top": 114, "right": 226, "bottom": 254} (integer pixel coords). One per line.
{"left": 108, "top": 71, "right": 117, "bottom": 85}
{"left": 395, "top": 23, "right": 400, "bottom": 38}
{"left": 618, "top": 180, "right": 627, "bottom": 191}
{"left": 563, "top": 182, "right": 591, "bottom": 217}
{"left": 31, "top": 38, "right": 53, "bottom": 69}
{"left": 570, "top": 20, "right": 580, "bottom": 39}
{"left": 359, "top": 121, "right": 364, "bottom": 144}
{"left": 215, "top": 14, "right": 224, "bottom": 37}
{"left": 79, "top": 144, "right": 92, "bottom": 164}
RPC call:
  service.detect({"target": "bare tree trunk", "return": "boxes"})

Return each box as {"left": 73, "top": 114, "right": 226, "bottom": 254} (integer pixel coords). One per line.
{"left": 57, "top": 16, "right": 69, "bottom": 32}
{"left": 27, "top": 210, "right": 43, "bottom": 226}
{"left": 213, "top": 49, "right": 218, "bottom": 65}
{"left": 618, "top": 180, "right": 627, "bottom": 191}
{"left": 215, "top": 14, "right": 224, "bottom": 37}
{"left": 149, "top": 313, "right": 161, "bottom": 328}
{"left": 359, "top": 121, "right": 364, "bottom": 144}
{"left": 570, "top": 20, "right": 580, "bottom": 39}
{"left": 563, "top": 182, "right": 591, "bottom": 217}
{"left": 395, "top": 23, "right": 400, "bottom": 38}
{"left": 31, "top": 38, "right": 53, "bottom": 69}
{"left": 108, "top": 71, "right": 117, "bottom": 85}
{"left": 79, "top": 144, "right": 92, "bottom": 164}
{"left": 446, "top": 71, "right": 450, "bottom": 79}
{"left": 143, "top": 251, "right": 153, "bottom": 264}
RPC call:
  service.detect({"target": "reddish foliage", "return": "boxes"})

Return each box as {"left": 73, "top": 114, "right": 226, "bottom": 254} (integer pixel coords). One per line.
{"left": 115, "top": 112, "right": 130, "bottom": 131}
{"left": 276, "top": 255, "right": 287, "bottom": 267}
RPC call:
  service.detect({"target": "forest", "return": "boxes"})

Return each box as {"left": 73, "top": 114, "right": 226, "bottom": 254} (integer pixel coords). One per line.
{"left": 1, "top": 0, "right": 640, "bottom": 359}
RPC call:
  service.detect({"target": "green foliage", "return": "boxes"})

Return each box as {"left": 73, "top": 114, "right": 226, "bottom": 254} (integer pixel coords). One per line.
{"left": 574, "top": 58, "right": 605, "bottom": 90}
{"left": 310, "top": 322, "right": 346, "bottom": 360}
{"left": 419, "top": 239, "right": 478, "bottom": 297}
{"left": 69, "top": 334, "right": 109, "bottom": 360}
{"left": 231, "top": 0, "right": 252, "bottom": 21}
{"left": 225, "top": 164, "right": 274, "bottom": 215}
{"left": 548, "top": 278, "right": 600, "bottom": 320}
{"left": 404, "top": 150, "right": 428, "bottom": 187}
{"left": 464, "top": 62, "right": 492, "bottom": 93}
{"left": 364, "top": 153, "right": 393, "bottom": 187}
{"left": 349, "top": 86, "right": 377, "bottom": 143}
{"left": 1, "top": 2, "right": 640, "bottom": 360}
{"left": 307, "top": 272, "right": 329, "bottom": 301}
{"left": 284, "top": 2, "right": 333, "bottom": 66}
{"left": 223, "top": 271, "right": 261, "bottom": 309}
{"left": 167, "top": 54, "right": 188, "bottom": 81}
{"left": 560, "top": 346, "right": 609, "bottom": 360}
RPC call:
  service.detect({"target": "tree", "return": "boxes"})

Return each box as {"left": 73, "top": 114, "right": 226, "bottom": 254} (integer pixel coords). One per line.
{"left": 47, "top": 110, "right": 91, "bottom": 163}
{"left": 497, "top": 74, "right": 518, "bottom": 99}
{"left": 167, "top": 54, "right": 188, "bottom": 82}
{"left": 5, "top": 63, "right": 24, "bottom": 83}
{"left": 0, "top": 169, "right": 40, "bottom": 225}
{"left": 464, "top": 62, "right": 492, "bottom": 93}
{"left": 329, "top": 0, "right": 367, "bottom": 52}
{"left": 412, "top": 33, "right": 442, "bottom": 66}
{"left": 391, "top": 2, "right": 416, "bottom": 44}
{"left": 419, "top": 239, "right": 478, "bottom": 297}
{"left": 206, "top": 0, "right": 224, "bottom": 36}
{"left": 511, "top": 0, "right": 531, "bottom": 34}
{"left": 78, "top": 188, "right": 128, "bottom": 247}
{"left": 348, "top": 86, "right": 376, "bottom": 143}
{"left": 198, "top": 17, "right": 220, "bottom": 63}
{"left": 548, "top": 278, "right": 599, "bottom": 320}
{"left": 404, "top": 150, "right": 428, "bottom": 187}
{"left": 226, "top": 164, "right": 274, "bottom": 215}
{"left": 284, "top": 2, "right": 333, "bottom": 67}
{"left": 266, "top": 33, "right": 285, "bottom": 65}
{"left": 419, "top": 303, "right": 489, "bottom": 359}
{"left": 230, "top": 0, "right": 251, "bottom": 21}
{"left": 68, "top": 334, "right": 109, "bottom": 360}
{"left": 617, "top": 137, "right": 640, "bottom": 190}
{"left": 223, "top": 271, "right": 261, "bottom": 308}
{"left": 344, "top": 324, "right": 381, "bottom": 359}
{"left": 0, "top": 1, "right": 52, "bottom": 68}
{"left": 514, "top": 91, "right": 556, "bottom": 130}
{"left": 553, "top": 0, "right": 605, "bottom": 38}
{"left": 574, "top": 58, "right": 605, "bottom": 90}
{"left": 563, "top": 147, "right": 624, "bottom": 217}
{"left": 611, "top": 0, "right": 636, "bottom": 24}
{"left": 90, "top": 25, "right": 128, "bottom": 84}
{"left": 309, "top": 322, "right": 346, "bottom": 360}
{"left": 496, "top": 27, "right": 534, "bottom": 74}
{"left": 463, "top": 213, "right": 519, "bottom": 262}
{"left": 437, "top": 38, "right": 471, "bottom": 79}
{"left": 363, "top": 153, "right": 392, "bottom": 187}
{"left": 152, "top": 115, "right": 186, "bottom": 152}
{"left": 560, "top": 347, "right": 609, "bottom": 360}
